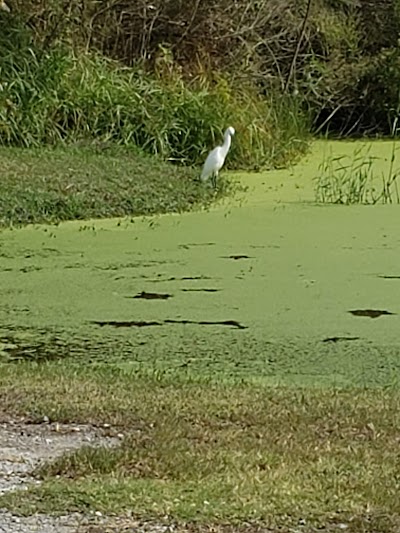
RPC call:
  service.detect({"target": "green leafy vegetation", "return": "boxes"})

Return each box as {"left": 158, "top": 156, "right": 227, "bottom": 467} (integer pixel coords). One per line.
{"left": 6, "top": 0, "right": 400, "bottom": 136}
{"left": 0, "top": 14, "right": 309, "bottom": 226}
{"left": 0, "top": 22, "right": 309, "bottom": 170}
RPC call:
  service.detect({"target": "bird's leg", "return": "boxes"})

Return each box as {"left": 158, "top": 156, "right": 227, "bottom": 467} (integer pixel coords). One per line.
{"left": 211, "top": 172, "right": 218, "bottom": 190}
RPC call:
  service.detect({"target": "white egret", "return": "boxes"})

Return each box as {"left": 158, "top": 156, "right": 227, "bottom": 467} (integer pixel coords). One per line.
{"left": 0, "top": 1, "right": 10, "bottom": 11}
{"left": 200, "top": 126, "right": 235, "bottom": 188}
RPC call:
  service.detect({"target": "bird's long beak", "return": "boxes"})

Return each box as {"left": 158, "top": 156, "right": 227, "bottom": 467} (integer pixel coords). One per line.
{"left": 0, "top": 1, "right": 10, "bottom": 11}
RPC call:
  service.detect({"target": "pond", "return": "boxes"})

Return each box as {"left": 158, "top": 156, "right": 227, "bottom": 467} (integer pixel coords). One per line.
{"left": 1, "top": 140, "right": 400, "bottom": 387}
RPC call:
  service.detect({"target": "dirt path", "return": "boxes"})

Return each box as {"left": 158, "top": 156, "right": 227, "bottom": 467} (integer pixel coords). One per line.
{"left": 0, "top": 421, "right": 279, "bottom": 532}
{"left": 0, "top": 419, "right": 120, "bottom": 532}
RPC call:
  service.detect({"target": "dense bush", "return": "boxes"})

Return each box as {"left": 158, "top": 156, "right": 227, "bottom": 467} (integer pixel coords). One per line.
{"left": 0, "top": 20, "right": 309, "bottom": 168}
{"left": 299, "top": 0, "right": 400, "bottom": 134}
{"left": 3, "top": 0, "right": 400, "bottom": 138}
{"left": 13, "top": 0, "right": 400, "bottom": 134}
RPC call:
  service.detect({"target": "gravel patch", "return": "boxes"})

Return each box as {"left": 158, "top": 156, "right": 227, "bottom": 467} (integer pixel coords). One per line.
{"left": 0, "top": 419, "right": 120, "bottom": 533}
{"left": 0, "top": 421, "right": 339, "bottom": 533}
{"left": 0, "top": 510, "right": 83, "bottom": 532}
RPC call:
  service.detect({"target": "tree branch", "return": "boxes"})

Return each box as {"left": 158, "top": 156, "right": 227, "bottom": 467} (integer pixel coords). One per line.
{"left": 284, "top": 0, "right": 312, "bottom": 93}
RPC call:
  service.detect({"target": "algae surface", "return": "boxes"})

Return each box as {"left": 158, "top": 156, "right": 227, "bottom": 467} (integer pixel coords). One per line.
{"left": 1, "top": 141, "right": 400, "bottom": 386}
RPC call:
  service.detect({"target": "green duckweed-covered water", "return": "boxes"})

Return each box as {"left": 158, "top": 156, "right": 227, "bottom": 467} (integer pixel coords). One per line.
{"left": 1, "top": 140, "right": 400, "bottom": 387}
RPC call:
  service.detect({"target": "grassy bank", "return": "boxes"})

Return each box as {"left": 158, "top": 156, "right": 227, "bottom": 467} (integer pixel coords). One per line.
{"left": 0, "top": 364, "right": 399, "bottom": 532}
{"left": 0, "top": 145, "right": 232, "bottom": 227}
{"left": 0, "top": 24, "right": 309, "bottom": 226}
{"left": 0, "top": 13, "right": 311, "bottom": 227}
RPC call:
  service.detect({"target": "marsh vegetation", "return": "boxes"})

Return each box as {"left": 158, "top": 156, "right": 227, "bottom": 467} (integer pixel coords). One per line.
{"left": 1, "top": 2, "right": 400, "bottom": 532}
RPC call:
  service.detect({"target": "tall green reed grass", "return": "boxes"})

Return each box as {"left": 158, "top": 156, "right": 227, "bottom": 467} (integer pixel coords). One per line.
{"left": 315, "top": 142, "right": 400, "bottom": 204}
{"left": 0, "top": 23, "right": 309, "bottom": 169}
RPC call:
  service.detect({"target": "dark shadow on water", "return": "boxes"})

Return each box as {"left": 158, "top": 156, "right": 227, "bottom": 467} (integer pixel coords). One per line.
{"left": 179, "top": 242, "right": 216, "bottom": 249}
{"left": 0, "top": 334, "right": 70, "bottom": 362}
{"left": 222, "top": 255, "right": 252, "bottom": 260}
{"left": 322, "top": 336, "right": 360, "bottom": 343}
{"left": 181, "top": 288, "right": 219, "bottom": 292}
{"left": 349, "top": 309, "right": 395, "bottom": 319}
{"left": 150, "top": 275, "right": 215, "bottom": 283}
{"left": 127, "top": 291, "right": 172, "bottom": 300}
{"left": 92, "top": 319, "right": 247, "bottom": 330}
{"left": 93, "top": 320, "right": 160, "bottom": 328}
{"left": 165, "top": 319, "right": 246, "bottom": 329}
{"left": 94, "top": 260, "right": 173, "bottom": 271}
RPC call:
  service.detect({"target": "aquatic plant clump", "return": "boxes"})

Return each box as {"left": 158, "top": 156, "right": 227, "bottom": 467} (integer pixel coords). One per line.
{"left": 315, "top": 143, "right": 400, "bottom": 204}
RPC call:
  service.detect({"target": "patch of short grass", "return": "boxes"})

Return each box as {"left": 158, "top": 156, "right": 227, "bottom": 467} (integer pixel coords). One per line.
{"left": 0, "top": 145, "right": 231, "bottom": 227}
{"left": 0, "top": 363, "right": 399, "bottom": 531}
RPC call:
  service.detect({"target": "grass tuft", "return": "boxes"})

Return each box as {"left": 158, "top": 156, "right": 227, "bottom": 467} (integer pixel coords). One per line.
{"left": 314, "top": 142, "right": 400, "bottom": 204}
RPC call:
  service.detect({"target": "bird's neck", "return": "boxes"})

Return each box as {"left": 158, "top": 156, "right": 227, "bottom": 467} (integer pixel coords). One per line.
{"left": 221, "top": 132, "right": 232, "bottom": 157}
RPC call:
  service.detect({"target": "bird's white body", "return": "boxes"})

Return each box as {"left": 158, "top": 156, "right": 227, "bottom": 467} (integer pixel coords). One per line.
{"left": 201, "top": 126, "right": 235, "bottom": 188}
{"left": 0, "top": 1, "right": 10, "bottom": 12}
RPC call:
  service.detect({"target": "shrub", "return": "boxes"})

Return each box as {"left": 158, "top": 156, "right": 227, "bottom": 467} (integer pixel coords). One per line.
{"left": 0, "top": 23, "right": 309, "bottom": 169}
